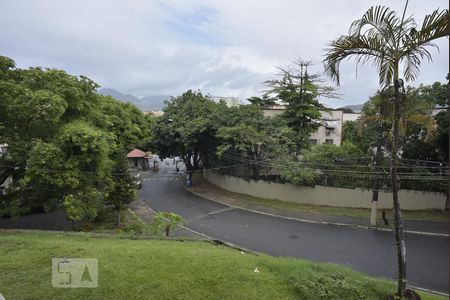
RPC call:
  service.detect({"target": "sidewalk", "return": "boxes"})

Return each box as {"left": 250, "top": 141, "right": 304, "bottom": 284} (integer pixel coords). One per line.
{"left": 187, "top": 177, "right": 449, "bottom": 235}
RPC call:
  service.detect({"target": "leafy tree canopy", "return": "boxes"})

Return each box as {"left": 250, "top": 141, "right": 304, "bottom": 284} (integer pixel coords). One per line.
{"left": 151, "top": 90, "right": 221, "bottom": 171}
{"left": 265, "top": 59, "right": 335, "bottom": 152}
{"left": 0, "top": 55, "right": 152, "bottom": 220}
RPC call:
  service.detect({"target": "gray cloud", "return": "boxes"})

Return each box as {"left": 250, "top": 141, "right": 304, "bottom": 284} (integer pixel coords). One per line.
{"left": 0, "top": 0, "right": 447, "bottom": 107}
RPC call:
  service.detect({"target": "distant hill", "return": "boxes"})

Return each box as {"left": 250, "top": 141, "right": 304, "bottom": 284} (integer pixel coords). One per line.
{"left": 99, "top": 88, "right": 171, "bottom": 111}
{"left": 342, "top": 103, "right": 364, "bottom": 113}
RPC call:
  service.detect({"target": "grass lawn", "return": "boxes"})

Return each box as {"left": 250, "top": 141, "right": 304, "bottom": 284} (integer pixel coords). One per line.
{"left": 242, "top": 195, "right": 449, "bottom": 222}
{"left": 0, "top": 231, "right": 445, "bottom": 300}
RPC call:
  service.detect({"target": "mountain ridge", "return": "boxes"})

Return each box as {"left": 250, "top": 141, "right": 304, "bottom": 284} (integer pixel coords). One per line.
{"left": 99, "top": 88, "right": 171, "bottom": 111}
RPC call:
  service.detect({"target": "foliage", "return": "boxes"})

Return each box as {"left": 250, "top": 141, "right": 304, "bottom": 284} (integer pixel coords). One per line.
{"left": 342, "top": 120, "right": 378, "bottom": 154}
{"left": 360, "top": 87, "right": 438, "bottom": 144}
{"left": 324, "top": 6, "right": 448, "bottom": 87}
{"left": 401, "top": 82, "right": 449, "bottom": 162}
{"left": 215, "top": 105, "right": 295, "bottom": 178}
{"left": 408, "top": 81, "right": 448, "bottom": 107}
{"left": 246, "top": 95, "right": 276, "bottom": 107}
{"left": 104, "top": 153, "right": 137, "bottom": 227}
{"left": 152, "top": 212, "right": 185, "bottom": 236}
{"left": 302, "top": 142, "right": 364, "bottom": 164}
{"left": 280, "top": 143, "right": 364, "bottom": 188}
{"left": 151, "top": 90, "right": 220, "bottom": 171}
{"left": 344, "top": 81, "right": 448, "bottom": 163}
{"left": 265, "top": 60, "right": 333, "bottom": 152}
{"left": 98, "top": 95, "right": 154, "bottom": 150}
{"left": 0, "top": 55, "right": 150, "bottom": 220}
{"left": 324, "top": 3, "right": 448, "bottom": 297}
{"left": 63, "top": 188, "right": 104, "bottom": 222}
{"left": 279, "top": 163, "right": 319, "bottom": 186}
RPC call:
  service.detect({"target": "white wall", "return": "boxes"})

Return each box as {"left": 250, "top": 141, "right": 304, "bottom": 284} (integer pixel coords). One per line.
{"left": 309, "top": 110, "right": 343, "bottom": 146}
{"left": 204, "top": 170, "right": 446, "bottom": 211}
{"left": 343, "top": 113, "right": 361, "bottom": 122}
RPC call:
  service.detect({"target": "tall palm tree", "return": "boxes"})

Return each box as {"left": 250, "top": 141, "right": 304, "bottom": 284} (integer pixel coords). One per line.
{"left": 358, "top": 88, "right": 438, "bottom": 227}
{"left": 323, "top": 2, "right": 448, "bottom": 297}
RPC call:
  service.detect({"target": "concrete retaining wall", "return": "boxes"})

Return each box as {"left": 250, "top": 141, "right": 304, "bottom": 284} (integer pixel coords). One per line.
{"left": 203, "top": 170, "right": 446, "bottom": 210}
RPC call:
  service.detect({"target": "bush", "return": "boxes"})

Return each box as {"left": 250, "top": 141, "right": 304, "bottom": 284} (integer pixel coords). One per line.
{"left": 152, "top": 212, "right": 185, "bottom": 236}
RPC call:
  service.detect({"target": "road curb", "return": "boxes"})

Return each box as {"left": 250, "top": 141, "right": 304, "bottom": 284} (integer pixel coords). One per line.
{"left": 183, "top": 184, "right": 449, "bottom": 238}
{"left": 137, "top": 198, "right": 260, "bottom": 255}
{"left": 407, "top": 285, "right": 450, "bottom": 297}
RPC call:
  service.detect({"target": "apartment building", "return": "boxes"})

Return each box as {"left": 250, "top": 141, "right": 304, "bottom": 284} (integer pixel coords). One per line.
{"left": 261, "top": 105, "right": 361, "bottom": 146}
{"left": 208, "top": 96, "right": 240, "bottom": 107}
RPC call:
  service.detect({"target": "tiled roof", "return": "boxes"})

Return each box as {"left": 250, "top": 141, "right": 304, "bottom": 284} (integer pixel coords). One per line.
{"left": 127, "top": 148, "right": 147, "bottom": 158}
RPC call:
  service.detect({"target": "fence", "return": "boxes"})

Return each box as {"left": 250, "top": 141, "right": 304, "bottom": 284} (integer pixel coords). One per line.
{"left": 203, "top": 168, "right": 447, "bottom": 211}
{"left": 210, "top": 159, "right": 448, "bottom": 194}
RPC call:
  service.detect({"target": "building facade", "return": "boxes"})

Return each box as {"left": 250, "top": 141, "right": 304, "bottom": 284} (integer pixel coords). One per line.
{"left": 261, "top": 105, "right": 361, "bottom": 146}
{"left": 126, "top": 148, "right": 150, "bottom": 170}
{"left": 208, "top": 96, "right": 240, "bottom": 107}
{"left": 308, "top": 110, "right": 343, "bottom": 146}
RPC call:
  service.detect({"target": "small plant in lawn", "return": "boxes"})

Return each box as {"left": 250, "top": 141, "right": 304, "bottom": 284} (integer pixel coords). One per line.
{"left": 152, "top": 212, "right": 185, "bottom": 236}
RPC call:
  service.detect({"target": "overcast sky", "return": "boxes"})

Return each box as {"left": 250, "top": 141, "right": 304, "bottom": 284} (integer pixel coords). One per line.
{"left": 0, "top": 0, "right": 448, "bottom": 107}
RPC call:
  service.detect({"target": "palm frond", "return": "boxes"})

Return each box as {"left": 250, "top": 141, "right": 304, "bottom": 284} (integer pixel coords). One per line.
{"left": 402, "top": 50, "right": 421, "bottom": 82}
{"left": 357, "top": 115, "right": 381, "bottom": 136}
{"left": 406, "top": 114, "right": 438, "bottom": 142}
{"left": 323, "top": 35, "right": 385, "bottom": 85}
{"left": 401, "top": 9, "right": 448, "bottom": 56}
{"left": 349, "top": 6, "right": 397, "bottom": 38}
{"left": 352, "top": 6, "right": 401, "bottom": 51}
{"left": 378, "top": 58, "right": 395, "bottom": 87}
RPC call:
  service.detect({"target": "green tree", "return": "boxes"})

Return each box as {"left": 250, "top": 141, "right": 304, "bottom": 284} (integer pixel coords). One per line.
{"left": 265, "top": 59, "right": 334, "bottom": 153}
{"left": 246, "top": 95, "right": 276, "bottom": 107}
{"left": 401, "top": 82, "right": 448, "bottom": 162}
{"left": 0, "top": 55, "right": 148, "bottom": 222}
{"left": 342, "top": 120, "right": 378, "bottom": 154}
{"left": 324, "top": 3, "right": 448, "bottom": 297}
{"left": 58, "top": 121, "right": 112, "bottom": 221}
{"left": 279, "top": 142, "right": 364, "bottom": 187}
{"left": 98, "top": 95, "right": 154, "bottom": 151}
{"left": 104, "top": 153, "right": 136, "bottom": 227}
{"left": 302, "top": 142, "right": 364, "bottom": 163}
{"left": 215, "top": 105, "right": 295, "bottom": 178}
{"left": 151, "top": 90, "right": 220, "bottom": 171}
{"left": 409, "top": 81, "right": 448, "bottom": 107}
{"left": 152, "top": 212, "right": 185, "bottom": 236}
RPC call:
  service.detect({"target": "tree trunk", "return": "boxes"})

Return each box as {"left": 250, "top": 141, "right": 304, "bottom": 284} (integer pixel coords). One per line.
{"left": 183, "top": 154, "right": 193, "bottom": 172}
{"left": 165, "top": 225, "right": 170, "bottom": 236}
{"left": 392, "top": 79, "right": 407, "bottom": 298}
{"left": 115, "top": 208, "right": 121, "bottom": 227}
{"left": 252, "top": 154, "right": 259, "bottom": 179}
{"left": 370, "top": 125, "right": 383, "bottom": 226}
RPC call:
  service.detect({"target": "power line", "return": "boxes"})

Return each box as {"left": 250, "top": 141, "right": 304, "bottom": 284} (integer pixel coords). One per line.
{"left": 0, "top": 163, "right": 132, "bottom": 177}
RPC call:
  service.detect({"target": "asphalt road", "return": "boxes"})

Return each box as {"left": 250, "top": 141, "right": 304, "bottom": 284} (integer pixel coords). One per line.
{"left": 140, "top": 160, "right": 449, "bottom": 294}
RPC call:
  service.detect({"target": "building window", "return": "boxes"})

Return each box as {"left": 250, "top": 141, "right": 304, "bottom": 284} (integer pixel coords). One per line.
{"left": 325, "top": 139, "right": 334, "bottom": 145}
{"left": 309, "top": 139, "right": 318, "bottom": 145}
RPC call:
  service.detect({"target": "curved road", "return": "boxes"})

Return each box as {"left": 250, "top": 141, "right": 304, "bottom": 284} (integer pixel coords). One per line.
{"left": 140, "top": 161, "right": 449, "bottom": 294}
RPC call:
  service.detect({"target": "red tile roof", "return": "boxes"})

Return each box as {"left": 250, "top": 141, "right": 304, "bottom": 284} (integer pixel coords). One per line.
{"left": 127, "top": 148, "right": 147, "bottom": 158}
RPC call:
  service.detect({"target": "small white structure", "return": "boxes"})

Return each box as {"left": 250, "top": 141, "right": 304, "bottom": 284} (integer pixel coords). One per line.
{"left": 127, "top": 148, "right": 150, "bottom": 170}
